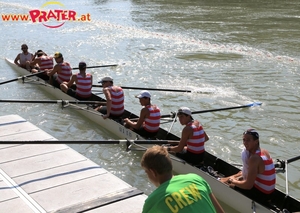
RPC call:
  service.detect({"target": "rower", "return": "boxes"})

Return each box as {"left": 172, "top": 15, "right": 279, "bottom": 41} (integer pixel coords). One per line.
{"left": 220, "top": 129, "right": 276, "bottom": 206}
{"left": 47, "top": 52, "right": 72, "bottom": 88}
{"left": 164, "top": 107, "right": 209, "bottom": 166}
{"left": 95, "top": 76, "right": 124, "bottom": 120}
{"left": 60, "top": 62, "right": 93, "bottom": 100}
{"left": 14, "top": 44, "right": 34, "bottom": 71}
{"left": 29, "top": 50, "right": 53, "bottom": 80}
{"left": 124, "top": 90, "right": 161, "bottom": 139}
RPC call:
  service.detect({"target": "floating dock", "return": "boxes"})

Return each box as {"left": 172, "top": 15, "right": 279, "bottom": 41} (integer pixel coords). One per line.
{"left": 0, "top": 114, "right": 146, "bottom": 213}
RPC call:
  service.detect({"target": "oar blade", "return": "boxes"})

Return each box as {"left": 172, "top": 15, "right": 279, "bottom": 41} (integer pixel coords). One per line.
{"left": 160, "top": 102, "right": 263, "bottom": 118}
{"left": 247, "top": 102, "right": 262, "bottom": 107}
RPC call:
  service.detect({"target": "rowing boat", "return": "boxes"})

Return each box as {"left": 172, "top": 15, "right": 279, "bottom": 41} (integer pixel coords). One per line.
{"left": 5, "top": 58, "right": 151, "bottom": 140}
{"left": 5, "top": 58, "right": 300, "bottom": 213}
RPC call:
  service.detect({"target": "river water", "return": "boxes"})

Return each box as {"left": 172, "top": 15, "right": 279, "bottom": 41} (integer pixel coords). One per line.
{"left": 0, "top": 0, "right": 299, "bottom": 212}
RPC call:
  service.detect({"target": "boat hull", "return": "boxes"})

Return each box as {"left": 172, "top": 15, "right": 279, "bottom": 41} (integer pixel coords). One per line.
{"left": 5, "top": 58, "right": 300, "bottom": 213}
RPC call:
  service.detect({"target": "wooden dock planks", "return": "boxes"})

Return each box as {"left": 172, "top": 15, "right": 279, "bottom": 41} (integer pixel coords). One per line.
{"left": 0, "top": 114, "right": 146, "bottom": 213}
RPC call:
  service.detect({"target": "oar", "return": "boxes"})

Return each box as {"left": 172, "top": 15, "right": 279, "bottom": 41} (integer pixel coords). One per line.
{"left": 160, "top": 102, "right": 262, "bottom": 118}
{"left": 72, "top": 63, "right": 124, "bottom": 70}
{"left": 0, "top": 71, "right": 46, "bottom": 85}
{"left": 286, "top": 155, "right": 300, "bottom": 164}
{"left": 0, "top": 63, "right": 123, "bottom": 86}
{"left": 92, "top": 85, "right": 201, "bottom": 93}
{"left": 0, "top": 140, "right": 177, "bottom": 144}
{"left": 0, "top": 99, "right": 106, "bottom": 105}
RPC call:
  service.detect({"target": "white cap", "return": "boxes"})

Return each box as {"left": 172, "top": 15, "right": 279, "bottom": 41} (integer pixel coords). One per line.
{"left": 178, "top": 107, "right": 192, "bottom": 116}
{"left": 135, "top": 90, "right": 151, "bottom": 98}
{"left": 98, "top": 76, "right": 113, "bottom": 83}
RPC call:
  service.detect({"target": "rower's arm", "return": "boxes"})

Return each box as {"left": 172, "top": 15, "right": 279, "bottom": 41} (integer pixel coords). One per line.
{"left": 167, "top": 126, "right": 191, "bottom": 153}
{"left": 14, "top": 54, "right": 21, "bottom": 66}
{"left": 66, "top": 75, "right": 76, "bottom": 88}
{"left": 47, "top": 65, "right": 60, "bottom": 76}
{"left": 29, "top": 58, "right": 38, "bottom": 67}
{"left": 103, "top": 88, "right": 112, "bottom": 116}
{"left": 124, "top": 108, "right": 148, "bottom": 129}
{"left": 204, "top": 131, "right": 209, "bottom": 142}
{"left": 231, "top": 155, "right": 259, "bottom": 189}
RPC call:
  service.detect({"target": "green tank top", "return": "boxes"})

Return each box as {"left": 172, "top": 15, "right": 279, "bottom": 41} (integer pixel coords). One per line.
{"left": 142, "top": 173, "right": 217, "bottom": 213}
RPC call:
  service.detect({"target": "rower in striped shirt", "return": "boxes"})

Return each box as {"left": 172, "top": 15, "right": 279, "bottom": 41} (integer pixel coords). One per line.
{"left": 124, "top": 90, "right": 161, "bottom": 138}
{"left": 220, "top": 129, "right": 276, "bottom": 206}
{"left": 165, "top": 107, "right": 209, "bottom": 166}
{"left": 96, "top": 76, "right": 124, "bottom": 120}
{"left": 60, "top": 62, "right": 92, "bottom": 100}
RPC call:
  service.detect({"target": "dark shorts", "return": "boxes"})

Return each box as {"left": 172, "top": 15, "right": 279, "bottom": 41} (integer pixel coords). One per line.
{"left": 234, "top": 185, "right": 273, "bottom": 205}
{"left": 36, "top": 72, "right": 49, "bottom": 81}
{"left": 133, "top": 127, "right": 158, "bottom": 139}
{"left": 50, "top": 75, "right": 61, "bottom": 88}
{"left": 52, "top": 79, "right": 61, "bottom": 88}
{"left": 98, "top": 106, "right": 124, "bottom": 119}
{"left": 176, "top": 151, "right": 205, "bottom": 165}
{"left": 66, "top": 88, "right": 91, "bottom": 100}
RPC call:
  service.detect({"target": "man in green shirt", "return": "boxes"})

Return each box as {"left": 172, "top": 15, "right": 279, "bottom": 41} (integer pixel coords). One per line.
{"left": 141, "top": 145, "right": 225, "bottom": 213}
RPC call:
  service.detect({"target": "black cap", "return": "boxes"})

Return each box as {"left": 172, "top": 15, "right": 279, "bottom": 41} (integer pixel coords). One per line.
{"left": 79, "top": 61, "right": 87, "bottom": 69}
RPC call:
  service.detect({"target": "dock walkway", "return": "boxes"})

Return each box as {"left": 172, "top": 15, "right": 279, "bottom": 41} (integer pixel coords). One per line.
{"left": 0, "top": 114, "right": 146, "bottom": 213}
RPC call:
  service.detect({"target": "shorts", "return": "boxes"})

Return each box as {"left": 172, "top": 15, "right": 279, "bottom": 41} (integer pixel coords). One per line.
{"left": 134, "top": 127, "right": 158, "bottom": 139}
{"left": 66, "top": 88, "right": 91, "bottom": 100}
{"left": 176, "top": 151, "right": 205, "bottom": 165}
{"left": 234, "top": 186, "right": 273, "bottom": 205}
{"left": 98, "top": 106, "right": 124, "bottom": 119}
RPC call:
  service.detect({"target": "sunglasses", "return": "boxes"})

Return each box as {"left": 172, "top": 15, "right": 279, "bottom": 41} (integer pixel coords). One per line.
{"left": 243, "top": 129, "right": 259, "bottom": 139}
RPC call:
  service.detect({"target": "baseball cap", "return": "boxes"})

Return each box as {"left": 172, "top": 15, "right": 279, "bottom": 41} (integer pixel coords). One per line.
{"left": 135, "top": 90, "right": 151, "bottom": 98}
{"left": 98, "top": 76, "right": 113, "bottom": 83}
{"left": 79, "top": 61, "right": 87, "bottom": 69}
{"left": 54, "top": 52, "right": 63, "bottom": 58}
{"left": 177, "top": 107, "right": 192, "bottom": 116}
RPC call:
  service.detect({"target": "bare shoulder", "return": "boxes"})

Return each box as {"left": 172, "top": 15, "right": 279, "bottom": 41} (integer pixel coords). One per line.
{"left": 249, "top": 154, "right": 262, "bottom": 165}
{"left": 182, "top": 125, "right": 193, "bottom": 134}
{"left": 261, "top": 148, "right": 271, "bottom": 158}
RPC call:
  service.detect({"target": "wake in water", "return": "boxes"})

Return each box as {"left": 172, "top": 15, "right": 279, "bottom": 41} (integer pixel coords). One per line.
{"left": 82, "top": 20, "right": 300, "bottom": 65}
